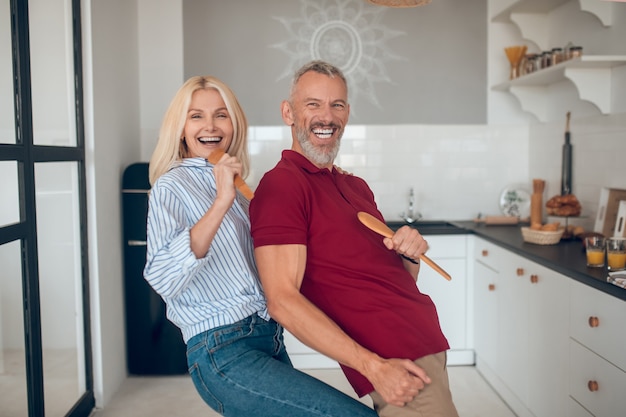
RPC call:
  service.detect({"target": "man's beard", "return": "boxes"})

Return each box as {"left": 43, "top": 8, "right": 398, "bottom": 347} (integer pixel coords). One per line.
{"left": 295, "top": 124, "right": 342, "bottom": 167}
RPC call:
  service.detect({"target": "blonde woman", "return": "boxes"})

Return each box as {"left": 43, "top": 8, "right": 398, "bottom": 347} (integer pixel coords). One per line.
{"left": 144, "top": 75, "right": 376, "bottom": 417}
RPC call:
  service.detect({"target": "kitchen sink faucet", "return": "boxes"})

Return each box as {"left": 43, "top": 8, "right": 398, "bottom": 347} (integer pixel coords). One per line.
{"left": 400, "top": 187, "right": 422, "bottom": 224}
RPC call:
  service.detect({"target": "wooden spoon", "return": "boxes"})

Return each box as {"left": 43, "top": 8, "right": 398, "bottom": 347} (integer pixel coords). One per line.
{"left": 357, "top": 212, "right": 452, "bottom": 281}
{"left": 207, "top": 149, "right": 254, "bottom": 200}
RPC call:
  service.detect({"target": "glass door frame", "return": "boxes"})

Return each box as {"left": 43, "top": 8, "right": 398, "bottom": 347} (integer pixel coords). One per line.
{"left": 0, "top": 0, "right": 94, "bottom": 415}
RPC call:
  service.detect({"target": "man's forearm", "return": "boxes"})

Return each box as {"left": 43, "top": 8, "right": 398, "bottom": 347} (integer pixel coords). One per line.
{"left": 254, "top": 244, "right": 430, "bottom": 406}
{"left": 255, "top": 245, "right": 380, "bottom": 373}
{"left": 268, "top": 288, "right": 382, "bottom": 374}
{"left": 401, "top": 257, "right": 421, "bottom": 282}
{"left": 254, "top": 244, "right": 381, "bottom": 375}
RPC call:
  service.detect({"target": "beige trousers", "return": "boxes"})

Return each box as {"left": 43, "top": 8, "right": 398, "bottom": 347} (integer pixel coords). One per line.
{"left": 369, "top": 352, "right": 459, "bottom": 417}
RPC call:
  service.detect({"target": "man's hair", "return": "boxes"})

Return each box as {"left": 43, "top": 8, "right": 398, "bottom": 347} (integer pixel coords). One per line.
{"left": 290, "top": 60, "right": 349, "bottom": 98}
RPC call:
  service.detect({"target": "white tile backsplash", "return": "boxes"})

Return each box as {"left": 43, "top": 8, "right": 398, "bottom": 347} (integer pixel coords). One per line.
{"left": 248, "top": 113, "right": 625, "bottom": 226}
{"left": 529, "top": 112, "right": 626, "bottom": 231}
{"left": 249, "top": 124, "right": 529, "bottom": 221}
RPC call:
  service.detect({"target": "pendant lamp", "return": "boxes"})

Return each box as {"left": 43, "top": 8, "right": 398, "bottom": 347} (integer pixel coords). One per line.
{"left": 367, "top": 0, "right": 432, "bottom": 7}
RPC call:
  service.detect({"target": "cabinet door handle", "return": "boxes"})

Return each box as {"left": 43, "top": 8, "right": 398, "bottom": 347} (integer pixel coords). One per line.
{"left": 588, "top": 316, "right": 600, "bottom": 328}
{"left": 587, "top": 380, "right": 599, "bottom": 392}
{"left": 128, "top": 240, "right": 147, "bottom": 246}
{"left": 530, "top": 274, "right": 538, "bottom": 283}
{"left": 516, "top": 267, "right": 524, "bottom": 276}
{"left": 482, "top": 250, "right": 489, "bottom": 257}
{"left": 488, "top": 284, "right": 495, "bottom": 291}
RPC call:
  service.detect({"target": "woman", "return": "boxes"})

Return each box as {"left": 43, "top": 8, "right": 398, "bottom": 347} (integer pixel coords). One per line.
{"left": 144, "top": 75, "right": 376, "bottom": 417}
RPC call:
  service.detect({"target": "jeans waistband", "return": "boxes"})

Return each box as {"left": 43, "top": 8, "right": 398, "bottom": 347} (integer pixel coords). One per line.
{"left": 187, "top": 314, "right": 274, "bottom": 347}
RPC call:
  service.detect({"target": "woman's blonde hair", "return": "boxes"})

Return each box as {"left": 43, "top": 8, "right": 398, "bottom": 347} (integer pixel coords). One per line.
{"left": 149, "top": 76, "right": 249, "bottom": 185}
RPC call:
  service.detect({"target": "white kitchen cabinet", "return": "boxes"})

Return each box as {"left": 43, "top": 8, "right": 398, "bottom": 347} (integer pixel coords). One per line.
{"left": 282, "top": 331, "right": 337, "bottom": 370}
{"left": 473, "top": 237, "right": 503, "bottom": 272}
{"left": 285, "top": 234, "right": 470, "bottom": 369}
{"left": 473, "top": 259, "right": 499, "bottom": 371}
{"left": 473, "top": 236, "right": 570, "bottom": 417}
{"left": 473, "top": 238, "right": 531, "bottom": 415}
{"left": 473, "top": 238, "right": 504, "bottom": 372}
{"left": 569, "top": 340, "right": 626, "bottom": 417}
{"left": 569, "top": 279, "right": 626, "bottom": 372}
{"left": 526, "top": 263, "right": 569, "bottom": 417}
{"left": 568, "top": 398, "right": 594, "bottom": 417}
{"left": 569, "top": 280, "right": 626, "bottom": 417}
{"left": 497, "top": 256, "right": 531, "bottom": 410}
{"left": 501, "top": 255, "right": 570, "bottom": 417}
{"left": 417, "top": 235, "right": 472, "bottom": 365}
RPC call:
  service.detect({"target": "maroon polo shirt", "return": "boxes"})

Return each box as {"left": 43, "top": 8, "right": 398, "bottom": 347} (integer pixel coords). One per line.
{"left": 250, "top": 150, "right": 449, "bottom": 397}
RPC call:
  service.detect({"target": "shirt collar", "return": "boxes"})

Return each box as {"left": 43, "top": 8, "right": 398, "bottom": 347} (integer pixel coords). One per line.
{"left": 171, "top": 157, "right": 211, "bottom": 170}
{"left": 282, "top": 150, "right": 337, "bottom": 175}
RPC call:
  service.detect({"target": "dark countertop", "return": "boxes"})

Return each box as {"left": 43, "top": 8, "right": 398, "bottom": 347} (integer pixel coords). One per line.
{"left": 455, "top": 221, "right": 626, "bottom": 301}
{"left": 387, "top": 220, "right": 626, "bottom": 301}
{"left": 386, "top": 220, "right": 467, "bottom": 235}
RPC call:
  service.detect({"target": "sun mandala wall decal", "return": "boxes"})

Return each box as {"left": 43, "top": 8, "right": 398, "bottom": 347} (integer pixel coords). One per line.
{"left": 271, "top": 0, "right": 406, "bottom": 109}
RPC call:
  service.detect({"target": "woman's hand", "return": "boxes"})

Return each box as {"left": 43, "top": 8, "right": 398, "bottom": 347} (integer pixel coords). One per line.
{"left": 189, "top": 152, "right": 242, "bottom": 258}
{"left": 333, "top": 165, "right": 352, "bottom": 176}
{"left": 212, "top": 152, "right": 242, "bottom": 210}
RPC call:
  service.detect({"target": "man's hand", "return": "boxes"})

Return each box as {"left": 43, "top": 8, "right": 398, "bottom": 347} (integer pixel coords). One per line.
{"left": 383, "top": 225, "right": 428, "bottom": 262}
{"left": 364, "top": 357, "right": 431, "bottom": 407}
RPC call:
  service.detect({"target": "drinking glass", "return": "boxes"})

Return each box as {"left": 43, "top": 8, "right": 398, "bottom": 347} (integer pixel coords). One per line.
{"left": 607, "top": 237, "right": 626, "bottom": 271}
{"left": 585, "top": 236, "right": 606, "bottom": 267}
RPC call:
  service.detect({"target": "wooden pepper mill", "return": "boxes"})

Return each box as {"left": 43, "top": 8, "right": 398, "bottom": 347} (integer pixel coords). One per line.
{"left": 530, "top": 179, "right": 545, "bottom": 226}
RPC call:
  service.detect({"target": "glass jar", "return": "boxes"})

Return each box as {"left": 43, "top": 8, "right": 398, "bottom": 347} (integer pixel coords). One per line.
{"left": 569, "top": 46, "right": 583, "bottom": 59}
{"left": 523, "top": 53, "right": 538, "bottom": 75}
{"left": 541, "top": 51, "right": 552, "bottom": 69}
{"left": 563, "top": 42, "right": 574, "bottom": 60}
{"left": 551, "top": 47, "right": 564, "bottom": 65}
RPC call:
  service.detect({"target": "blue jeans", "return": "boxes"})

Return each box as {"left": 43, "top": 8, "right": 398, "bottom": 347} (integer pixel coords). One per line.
{"left": 186, "top": 315, "right": 376, "bottom": 417}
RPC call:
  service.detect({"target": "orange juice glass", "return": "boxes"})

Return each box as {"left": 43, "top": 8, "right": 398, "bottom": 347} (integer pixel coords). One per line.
{"left": 585, "top": 236, "right": 606, "bottom": 267}
{"left": 607, "top": 237, "right": 626, "bottom": 271}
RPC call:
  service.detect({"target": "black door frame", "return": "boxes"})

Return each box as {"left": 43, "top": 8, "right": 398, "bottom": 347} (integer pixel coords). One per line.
{"left": 1, "top": 0, "right": 94, "bottom": 415}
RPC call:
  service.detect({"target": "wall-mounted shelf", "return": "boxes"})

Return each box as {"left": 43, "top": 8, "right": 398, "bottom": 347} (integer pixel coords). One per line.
{"left": 492, "top": 0, "right": 613, "bottom": 27}
{"left": 492, "top": 0, "right": 569, "bottom": 22}
{"left": 492, "top": 55, "right": 626, "bottom": 121}
{"left": 492, "top": 1, "right": 614, "bottom": 50}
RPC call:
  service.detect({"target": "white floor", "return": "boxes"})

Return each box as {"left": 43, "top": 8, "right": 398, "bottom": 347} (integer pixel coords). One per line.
{"left": 1, "top": 348, "right": 80, "bottom": 417}
{"left": 90, "top": 366, "right": 516, "bottom": 417}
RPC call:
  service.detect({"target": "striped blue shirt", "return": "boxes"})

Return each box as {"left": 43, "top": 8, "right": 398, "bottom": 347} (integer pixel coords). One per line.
{"left": 144, "top": 157, "right": 269, "bottom": 343}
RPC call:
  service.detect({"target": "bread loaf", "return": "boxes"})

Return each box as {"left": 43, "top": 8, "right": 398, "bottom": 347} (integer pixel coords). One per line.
{"left": 545, "top": 194, "right": 581, "bottom": 217}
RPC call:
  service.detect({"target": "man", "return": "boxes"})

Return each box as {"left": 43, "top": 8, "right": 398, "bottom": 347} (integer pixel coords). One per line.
{"left": 249, "top": 60, "right": 459, "bottom": 417}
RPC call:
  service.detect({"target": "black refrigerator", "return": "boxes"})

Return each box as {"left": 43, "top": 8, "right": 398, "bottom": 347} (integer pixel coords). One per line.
{"left": 122, "top": 162, "right": 187, "bottom": 375}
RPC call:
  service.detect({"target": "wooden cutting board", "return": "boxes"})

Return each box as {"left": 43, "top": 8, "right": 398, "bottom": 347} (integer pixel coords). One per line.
{"left": 474, "top": 215, "right": 528, "bottom": 225}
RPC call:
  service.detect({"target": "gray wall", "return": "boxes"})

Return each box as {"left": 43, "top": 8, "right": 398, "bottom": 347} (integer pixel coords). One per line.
{"left": 183, "top": 0, "right": 487, "bottom": 125}
{"left": 89, "top": 0, "right": 142, "bottom": 406}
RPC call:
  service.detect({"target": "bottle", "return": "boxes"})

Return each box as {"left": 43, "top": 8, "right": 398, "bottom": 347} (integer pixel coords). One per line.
{"left": 530, "top": 179, "right": 545, "bottom": 226}
{"left": 561, "top": 112, "right": 572, "bottom": 195}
